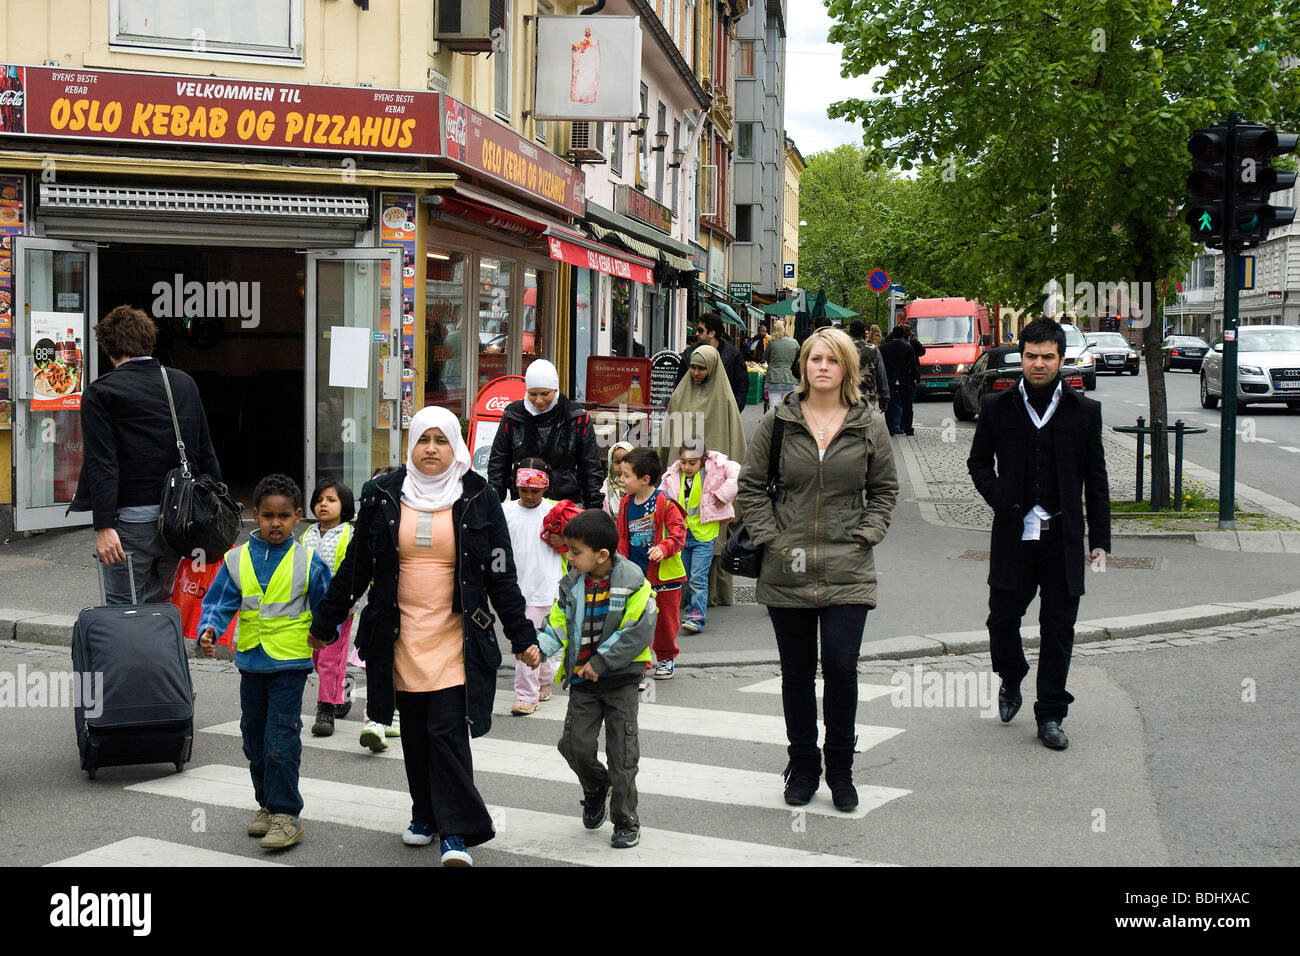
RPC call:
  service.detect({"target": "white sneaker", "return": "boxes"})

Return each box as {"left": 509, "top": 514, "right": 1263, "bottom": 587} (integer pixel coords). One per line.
{"left": 360, "top": 720, "right": 388, "bottom": 752}
{"left": 653, "top": 659, "right": 675, "bottom": 680}
{"left": 385, "top": 710, "right": 401, "bottom": 738}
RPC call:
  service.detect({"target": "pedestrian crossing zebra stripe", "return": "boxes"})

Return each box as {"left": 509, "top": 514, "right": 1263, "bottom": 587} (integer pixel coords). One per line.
{"left": 488, "top": 696, "right": 907, "bottom": 750}
{"left": 127, "top": 765, "right": 895, "bottom": 867}
{"left": 199, "top": 718, "right": 911, "bottom": 819}
{"left": 45, "top": 836, "right": 286, "bottom": 868}
{"left": 738, "top": 678, "right": 898, "bottom": 703}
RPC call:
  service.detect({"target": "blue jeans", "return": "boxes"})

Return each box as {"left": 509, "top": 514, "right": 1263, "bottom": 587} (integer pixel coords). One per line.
{"left": 240, "top": 668, "right": 311, "bottom": 816}
{"left": 681, "top": 531, "right": 715, "bottom": 627}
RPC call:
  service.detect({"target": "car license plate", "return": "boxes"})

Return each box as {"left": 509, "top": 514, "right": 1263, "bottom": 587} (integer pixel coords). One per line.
{"left": 1107, "top": 356, "right": 1123, "bottom": 364}
{"left": 1276, "top": 380, "right": 1300, "bottom": 390}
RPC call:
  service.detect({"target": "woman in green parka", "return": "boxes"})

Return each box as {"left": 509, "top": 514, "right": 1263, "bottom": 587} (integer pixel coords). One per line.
{"left": 736, "top": 328, "right": 899, "bottom": 814}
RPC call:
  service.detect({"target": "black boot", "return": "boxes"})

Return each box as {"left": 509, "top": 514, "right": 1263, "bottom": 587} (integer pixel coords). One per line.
{"left": 311, "top": 703, "right": 334, "bottom": 737}
{"left": 782, "top": 752, "right": 821, "bottom": 806}
{"left": 824, "top": 746, "right": 858, "bottom": 811}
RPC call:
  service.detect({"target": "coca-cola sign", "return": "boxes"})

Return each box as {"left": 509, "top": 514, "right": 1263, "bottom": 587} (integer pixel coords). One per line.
{"left": 484, "top": 395, "right": 511, "bottom": 413}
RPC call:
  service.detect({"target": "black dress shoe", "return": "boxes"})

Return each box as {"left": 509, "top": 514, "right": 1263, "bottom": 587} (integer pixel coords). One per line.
{"left": 998, "top": 681, "right": 1023, "bottom": 723}
{"left": 1038, "top": 720, "right": 1069, "bottom": 750}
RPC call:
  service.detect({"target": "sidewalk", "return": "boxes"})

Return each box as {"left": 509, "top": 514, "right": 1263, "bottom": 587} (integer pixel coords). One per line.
{"left": 4, "top": 403, "right": 1300, "bottom": 664}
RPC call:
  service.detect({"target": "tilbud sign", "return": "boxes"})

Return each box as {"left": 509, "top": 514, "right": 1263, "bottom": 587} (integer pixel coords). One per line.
{"left": 152, "top": 274, "right": 261, "bottom": 329}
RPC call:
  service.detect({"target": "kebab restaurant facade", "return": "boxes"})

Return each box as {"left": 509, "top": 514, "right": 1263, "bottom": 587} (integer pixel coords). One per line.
{"left": 0, "top": 62, "right": 657, "bottom": 535}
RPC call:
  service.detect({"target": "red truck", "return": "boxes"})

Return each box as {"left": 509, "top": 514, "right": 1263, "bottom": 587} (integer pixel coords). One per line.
{"left": 903, "top": 297, "right": 994, "bottom": 395}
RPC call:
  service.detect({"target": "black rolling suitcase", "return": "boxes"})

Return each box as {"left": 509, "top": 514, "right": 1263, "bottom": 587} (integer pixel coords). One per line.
{"left": 72, "top": 556, "right": 195, "bottom": 779}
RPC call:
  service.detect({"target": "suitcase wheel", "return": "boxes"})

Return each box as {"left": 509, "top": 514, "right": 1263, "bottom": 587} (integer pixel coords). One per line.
{"left": 174, "top": 760, "right": 185, "bottom": 773}
{"left": 86, "top": 768, "right": 97, "bottom": 780}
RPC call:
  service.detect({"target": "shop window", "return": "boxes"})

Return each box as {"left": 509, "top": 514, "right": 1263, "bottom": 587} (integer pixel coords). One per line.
{"left": 522, "top": 266, "right": 551, "bottom": 376}
{"left": 479, "top": 255, "right": 514, "bottom": 391}
{"left": 425, "top": 249, "right": 468, "bottom": 419}
{"left": 611, "top": 278, "right": 645, "bottom": 357}
{"left": 110, "top": 0, "right": 304, "bottom": 63}
{"left": 572, "top": 268, "right": 596, "bottom": 401}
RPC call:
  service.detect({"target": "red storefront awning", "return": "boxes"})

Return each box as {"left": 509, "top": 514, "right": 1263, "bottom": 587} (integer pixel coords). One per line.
{"left": 543, "top": 228, "right": 655, "bottom": 286}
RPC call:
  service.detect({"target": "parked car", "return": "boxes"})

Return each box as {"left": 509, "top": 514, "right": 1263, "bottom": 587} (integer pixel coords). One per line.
{"left": 952, "top": 346, "right": 1085, "bottom": 421}
{"left": 1162, "top": 334, "right": 1210, "bottom": 372}
{"left": 1085, "top": 331, "right": 1141, "bottom": 375}
{"left": 1061, "top": 323, "right": 1097, "bottom": 390}
{"left": 1200, "top": 325, "right": 1300, "bottom": 411}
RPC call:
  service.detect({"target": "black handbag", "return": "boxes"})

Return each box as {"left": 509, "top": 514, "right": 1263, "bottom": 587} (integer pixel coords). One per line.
{"left": 720, "top": 416, "right": 785, "bottom": 577}
{"left": 157, "top": 367, "right": 241, "bottom": 564}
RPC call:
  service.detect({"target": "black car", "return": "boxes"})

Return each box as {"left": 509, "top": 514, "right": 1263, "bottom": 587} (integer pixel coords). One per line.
{"left": 952, "top": 347, "right": 1086, "bottom": 421}
{"left": 1162, "top": 334, "right": 1210, "bottom": 372}
{"left": 1084, "top": 331, "right": 1141, "bottom": 375}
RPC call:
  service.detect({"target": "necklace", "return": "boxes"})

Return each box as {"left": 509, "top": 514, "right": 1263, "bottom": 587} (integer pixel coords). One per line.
{"left": 802, "top": 402, "right": 845, "bottom": 442}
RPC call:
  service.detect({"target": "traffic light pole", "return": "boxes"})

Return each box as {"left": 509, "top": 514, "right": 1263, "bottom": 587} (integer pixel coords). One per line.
{"left": 1219, "top": 113, "right": 1241, "bottom": 530}
{"left": 1219, "top": 243, "right": 1240, "bottom": 528}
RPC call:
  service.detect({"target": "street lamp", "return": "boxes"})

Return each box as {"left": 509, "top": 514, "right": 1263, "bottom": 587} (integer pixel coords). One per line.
{"left": 652, "top": 129, "right": 669, "bottom": 152}
{"left": 668, "top": 147, "right": 687, "bottom": 169}
{"left": 632, "top": 112, "right": 650, "bottom": 138}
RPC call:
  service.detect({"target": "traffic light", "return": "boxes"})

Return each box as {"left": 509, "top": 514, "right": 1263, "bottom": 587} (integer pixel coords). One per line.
{"left": 1230, "top": 123, "right": 1297, "bottom": 247}
{"left": 1186, "top": 125, "right": 1230, "bottom": 248}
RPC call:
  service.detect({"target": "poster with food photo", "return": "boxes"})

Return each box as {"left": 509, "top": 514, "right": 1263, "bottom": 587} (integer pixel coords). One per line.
{"left": 30, "top": 310, "right": 83, "bottom": 411}
{"left": 0, "top": 174, "right": 23, "bottom": 348}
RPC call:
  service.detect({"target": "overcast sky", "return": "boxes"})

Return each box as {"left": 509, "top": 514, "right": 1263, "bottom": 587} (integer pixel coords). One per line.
{"left": 783, "top": 0, "right": 882, "bottom": 158}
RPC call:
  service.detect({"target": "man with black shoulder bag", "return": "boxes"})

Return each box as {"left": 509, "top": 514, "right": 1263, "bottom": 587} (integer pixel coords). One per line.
{"left": 70, "top": 306, "right": 224, "bottom": 605}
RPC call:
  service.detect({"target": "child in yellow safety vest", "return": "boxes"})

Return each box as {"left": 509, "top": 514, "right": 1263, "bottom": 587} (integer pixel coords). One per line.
{"left": 301, "top": 479, "right": 357, "bottom": 738}
{"left": 199, "top": 473, "right": 333, "bottom": 852}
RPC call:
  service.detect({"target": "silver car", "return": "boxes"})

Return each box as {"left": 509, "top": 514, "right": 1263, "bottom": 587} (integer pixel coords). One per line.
{"left": 1200, "top": 325, "right": 1300, "bottom": 410}
{"left": 1061, "top": 323, "right": 1097, "bottom": 390}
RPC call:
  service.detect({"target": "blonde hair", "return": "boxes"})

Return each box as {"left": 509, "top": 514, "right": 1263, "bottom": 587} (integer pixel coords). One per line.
{"left": 868, "top": 325, "right": 882, "bottom": 346}
{"left": 771, "top": 319, "right": 788, "bottom": 339}
{"left": 796, "top": 328, "right": 861, "bottom": 407}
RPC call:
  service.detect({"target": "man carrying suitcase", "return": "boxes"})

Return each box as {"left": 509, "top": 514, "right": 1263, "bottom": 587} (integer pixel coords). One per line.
{"left": 70, "top": 305, "right": 222, "bottom": 604}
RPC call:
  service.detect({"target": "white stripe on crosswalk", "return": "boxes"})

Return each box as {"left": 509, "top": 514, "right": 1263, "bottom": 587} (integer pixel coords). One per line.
{"left": 200, "top": 718, "right": 909, "bottom": 819}
{"left": 129, "top": 764, "right": 893, "bottom": 866}
{"left": 1281, "top": 446, "right": 1300, "bottom": 454}
{"left": 45, "top": 836, "right": 286, "bottom": 868}
{"left": 489, "top": 696, "right": 905, "bottom": 750}
{"left": 738, "top": 677, "right": 897, "bottom": 703}
{"left": 1250, "top": 437, "right": 1276, "bottom": 444}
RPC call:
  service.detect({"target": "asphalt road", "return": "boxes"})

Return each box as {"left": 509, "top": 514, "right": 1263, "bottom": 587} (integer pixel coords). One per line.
{"left": 2, "top": 621, "right": 1294, "bottom": 868}
{"left": 912, "top": 367, "right": 1300, "bottom": 508}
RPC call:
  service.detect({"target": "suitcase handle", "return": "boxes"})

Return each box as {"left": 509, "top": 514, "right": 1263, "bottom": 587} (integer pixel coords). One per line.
{"left": 94, "top": 552, "right": 139, "bottom": 605}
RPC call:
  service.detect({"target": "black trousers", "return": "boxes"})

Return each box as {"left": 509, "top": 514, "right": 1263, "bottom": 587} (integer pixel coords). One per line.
{"left": 395, "top": 687, "right": 495, "bottom": 847}
{"left": 769, "top": 605, "right": 869, "bottom": 764}
{"left": 986, "top": 535, "right": 1080, "bottom": 723}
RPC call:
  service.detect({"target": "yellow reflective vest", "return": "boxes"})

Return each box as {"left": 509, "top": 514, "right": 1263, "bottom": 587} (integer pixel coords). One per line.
{"left": 223, "top": 542, "right": 315, "bottom": 660}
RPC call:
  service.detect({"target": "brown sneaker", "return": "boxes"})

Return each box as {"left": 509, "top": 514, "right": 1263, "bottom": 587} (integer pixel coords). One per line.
{"left": 259, "top": 813, "right": 305, "bottom": 850}
{"left": 247, "top": 807, "right": 272, "bottom": 837}
{"left": 511, "top": 698, "right": 539, "bottom": 715}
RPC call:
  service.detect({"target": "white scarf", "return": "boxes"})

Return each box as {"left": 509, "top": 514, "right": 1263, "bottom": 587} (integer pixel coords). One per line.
{"left": 1018, "top": 377, "right": 1062, "bottom": 430}
{"left": 523, "top": 359, "right": 561, "bottom": 416}
{"left": 401, "top": 406, "right": 471, "bottom": 512}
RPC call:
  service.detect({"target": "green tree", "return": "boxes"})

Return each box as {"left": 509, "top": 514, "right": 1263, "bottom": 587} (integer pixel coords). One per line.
{"left": 825, "top": 0, "right": 1300, "bottom": 506}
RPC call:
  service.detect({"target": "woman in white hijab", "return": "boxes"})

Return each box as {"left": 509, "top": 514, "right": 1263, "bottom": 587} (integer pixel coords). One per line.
{"left": 310, "top": 406, "right": 540, "bottom": 867}
{"left": 485, "top": 359, "right": 605, "bottom": 508}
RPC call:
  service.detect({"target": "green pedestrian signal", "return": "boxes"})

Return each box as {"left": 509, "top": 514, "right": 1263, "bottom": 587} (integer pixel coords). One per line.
{"left": 1197, "top": 212, "right": 1213, "bottom": 231}
{"left": 1186, "top": 125, "right": 1229, "bottom": 249}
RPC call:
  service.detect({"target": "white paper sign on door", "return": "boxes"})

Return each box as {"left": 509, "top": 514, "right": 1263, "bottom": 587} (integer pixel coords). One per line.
{"left": 328, "top": 326, "right": 371, "bottom": 389}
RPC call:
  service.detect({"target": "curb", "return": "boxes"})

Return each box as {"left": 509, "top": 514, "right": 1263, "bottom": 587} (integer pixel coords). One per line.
{"left": 8, "top": 593, "right": 1300, "bottom": 670}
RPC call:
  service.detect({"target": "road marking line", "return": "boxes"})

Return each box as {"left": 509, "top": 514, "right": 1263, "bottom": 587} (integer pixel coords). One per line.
{"left": 199, "top": 721, "right": 909, "bottom": 820}
{"left": 44, "top": 836, "right": 286, "bottom": 868}
{"left": 1281, "top": 446, "right": 1300, "bottom": 453}
{"left": 1248, "top": 437, "right": 1276, "bottom": 444}
{"left": 739, "top": 677, "right": 897, "bottom": 703}
{"left": 129, "top": 764, "right": 893, "bottom": 867}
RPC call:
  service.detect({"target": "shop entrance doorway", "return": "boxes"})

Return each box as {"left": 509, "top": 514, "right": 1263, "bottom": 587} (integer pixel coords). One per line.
{"left": 98, "top": 246, "right": 305, "bottom": 505}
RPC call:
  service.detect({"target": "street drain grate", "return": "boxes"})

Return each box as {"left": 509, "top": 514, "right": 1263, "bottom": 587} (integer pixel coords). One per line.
{"left": 950, "top": 550, "right": 1160, "bottom": 569}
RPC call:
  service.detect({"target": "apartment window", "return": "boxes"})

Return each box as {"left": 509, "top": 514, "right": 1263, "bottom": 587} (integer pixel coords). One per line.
{"left": 737, "top": 123, "right": 755, "bottom": 161}
{"left": 735, "top": 205, "right": 754, "bottom": 242}
{"left": 534, "top": 1, "right": 552, "bottom": 143}
{"left": 669, "top": 0, "right": 677, "bottom": 45}
{"left": 110, "top": 0, "right": 304, "bottom": 62}
{"left": 671, "top": 120, "right": 681, "bottom": 216}
{"left": 655, "top": 102, "right": 668, "bottom": 204}
{"left": 638, "top": 84, "right": 649, "bottom": 186}
{"left": 494, "top": 0, "right": 513, "bottom": 120}
{"left": 738, "top": 40, "right": 756, "bottom": 78}
{"left": 612, "top": 123, "right": 623, "bottom": 175}
{"left": 685, "top": 0, "right": 695, "bottom": 72}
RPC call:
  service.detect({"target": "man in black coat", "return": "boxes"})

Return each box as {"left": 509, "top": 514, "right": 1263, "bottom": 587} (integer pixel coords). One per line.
{"left": 676, "top": 312, "right": 749, "bottom": 411}
{"left": 967, "top": 317, "right": 1111, "bottom": 751}
{"left": 880, "top": 325, "right": 921, "bottom": 435}
{"left": 70, "top": 305, "right": 221, "bottom": 604}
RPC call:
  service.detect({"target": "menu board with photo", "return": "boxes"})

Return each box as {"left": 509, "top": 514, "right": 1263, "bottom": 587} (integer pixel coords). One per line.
{"left": 0, "top": 174, "right": 24, "bottom": 429}
{"left": 380, "top": 192, "right": 418, "bottom": 427}
{"left": 30, "top": 310, "right": 85, "bottom": 411}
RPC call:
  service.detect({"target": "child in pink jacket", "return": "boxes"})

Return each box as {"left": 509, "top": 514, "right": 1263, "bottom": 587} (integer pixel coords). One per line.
{"left": 658, "top": 443, "right": 741, "bottom": 633}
